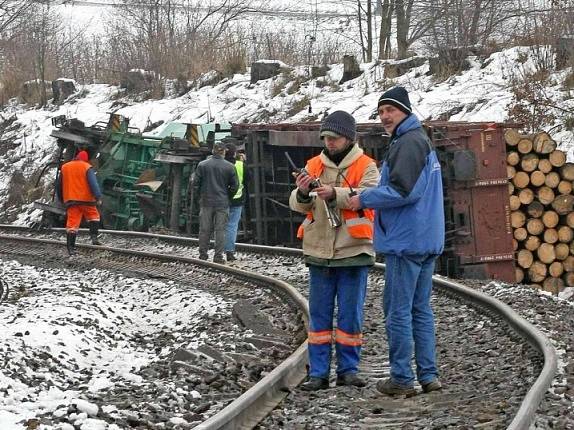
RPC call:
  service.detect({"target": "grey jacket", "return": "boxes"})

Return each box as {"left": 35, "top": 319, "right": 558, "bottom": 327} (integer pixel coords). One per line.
{"left": 193, "top": 154, "right": 239, "bottom": 208}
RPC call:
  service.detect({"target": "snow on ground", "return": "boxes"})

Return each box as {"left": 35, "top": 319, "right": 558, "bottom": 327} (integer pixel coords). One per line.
{"left": 0, "top": 259, "right": 227, "bottom": 430}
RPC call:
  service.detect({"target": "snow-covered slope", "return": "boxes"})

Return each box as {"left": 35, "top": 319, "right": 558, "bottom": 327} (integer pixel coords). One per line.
{"left": 0, "top": 46, "right": 573, "bottom": 224}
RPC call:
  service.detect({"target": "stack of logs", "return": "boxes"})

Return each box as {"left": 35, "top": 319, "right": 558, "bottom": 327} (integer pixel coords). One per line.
{"left": 506, "top": 129, "right": 574, "bottom": 294}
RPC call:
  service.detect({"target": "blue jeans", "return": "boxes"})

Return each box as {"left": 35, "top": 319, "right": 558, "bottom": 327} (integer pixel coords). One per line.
{"left": 308, "top": 265, "right": 369, "bottom": 378}
{"left": 224, "top": 205, "right": 243, "bottom": 253}
{"left": 383, "top": 254, "right": 438, "bottom": 386}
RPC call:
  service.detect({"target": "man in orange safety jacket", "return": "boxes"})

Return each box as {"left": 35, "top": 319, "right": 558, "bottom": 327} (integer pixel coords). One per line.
{"left": 56, "top": 150, "right": 103, "bottom": 255}
{"left": 289, "top": 110, "right": 379, "bottom": 391}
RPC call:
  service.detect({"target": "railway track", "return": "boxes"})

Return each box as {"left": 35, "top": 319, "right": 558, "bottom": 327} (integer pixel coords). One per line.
{"left": 0, "top": 225, "right": 559, "bottom": 429}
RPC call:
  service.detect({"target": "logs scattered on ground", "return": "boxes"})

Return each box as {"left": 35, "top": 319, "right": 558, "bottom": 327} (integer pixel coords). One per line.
{"left": 505, "top": 129, "right": 573, "bottom": 295}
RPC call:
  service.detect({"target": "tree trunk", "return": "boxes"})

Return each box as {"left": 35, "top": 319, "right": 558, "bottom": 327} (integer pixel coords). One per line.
{"left": 507, "top": 151, "right": 520, "bottom": 166}
{"left": 509, "top": 195, "right": 521, "bottom": 211}
{"left": 512, "top": 171, "right": 529, "bottom": 188}
{"left": 542, "top": 210, "right": 559, "bottom": 228}
{"left": 537, "top": 186, "right": 555, "bottom": 205}
{"left": 524, "top": 235, "right": 541, "bottom": 252}
{"left": 518, "top": 188, "right": 534, "bottom": 205}
{"left": 543, "top": 276, "right": 563, "bottom": 294}
{"left": 544, "top": 172, "right": 560, "bottom": 188}
{"left": 526, "top": 218, "right": 545, "bottom": 235}
{"left": 548, "top": 261, "right": 564, "bottom": 278}
{"left": 530, "top": 170, "right": 546, "bottom": 187}
{"left": 560, "top": 163, "right": 574, "bottom": 180}
{"left": 528, "top": 261, "right": 547, "bottom": 282}
{"left": 514, "top": 227, "right": 527, "bottom": 241}
{"left": 558, "top": 225, "right": 573, "bottom": 243}
{"left": 511, "top": 211, "right": 526, "bottom": 228}
{"left": 517, "top": 249, "right": 533, "bottom": 268}
{"left": 549, "top": 150, "right": 566, "bottom": 167}
{"left": 532, "top": 131, "right": 557, "bottom": 154}
{"left": 558, "top": 180, "right": 573, "bottom": 195}
{"left": 543, "top": 228, "right": 558, "bottom": 244}
{"left": 520, "top": 153, "right": 539, "bottom": 172}
{"left": 538, "top": 158, "right": 553, "bottom": 174}
{"left": 551, "top": 194, "right": 574, "bottom": 215}
{"left": 517, "top": 138, "right": 533, "bottom": 154}
{"left": 555, "top": 242, "right": 570, "bottom": 260}
{"left": 527, "top": 201, "right": 544, "bottom": 218}
{"left": 537, "top": 243, "right": 556, "bottom": 264}
{"left": 504, "top": 128, "right": 522, "bottom": 146}
{"left": 515, "top": 267, "right": 524, "bottom": 283}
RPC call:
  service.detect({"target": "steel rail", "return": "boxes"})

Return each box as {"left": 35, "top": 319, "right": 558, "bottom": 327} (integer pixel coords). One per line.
{"left": 0, "top": 232, "right": 309, "bottom": 430}
{"left": 0, "top": 225, "right": 558, "bottom": 429}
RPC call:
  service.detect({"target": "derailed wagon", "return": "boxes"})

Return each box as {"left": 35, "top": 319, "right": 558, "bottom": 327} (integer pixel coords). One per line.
{"left": 35, "top": 114, "right": 517, "bottom": 283}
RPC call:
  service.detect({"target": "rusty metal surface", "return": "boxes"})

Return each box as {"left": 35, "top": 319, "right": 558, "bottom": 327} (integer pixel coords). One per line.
{"left": 439, "top": 124, "right": 515, "bottom": 282}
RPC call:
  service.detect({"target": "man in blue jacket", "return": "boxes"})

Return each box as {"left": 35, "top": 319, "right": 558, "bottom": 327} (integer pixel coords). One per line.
{"left": 349, "top": 86, "right": 445, "bottom": 396}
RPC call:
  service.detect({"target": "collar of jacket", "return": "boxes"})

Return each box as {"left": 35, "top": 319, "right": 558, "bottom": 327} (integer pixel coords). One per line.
{"left": 319, "top": 144, "right": 364, "bottom": 170}
{"left": 391, "top": 113, "right": 422, "bottom": 140}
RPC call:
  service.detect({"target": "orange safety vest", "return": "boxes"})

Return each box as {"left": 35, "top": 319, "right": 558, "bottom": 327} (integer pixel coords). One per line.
{"left": 297, "top": 154, "right": 375, "bottom": 239}
{"left": 61, "top": 160, "right": 96, "bottom": 203}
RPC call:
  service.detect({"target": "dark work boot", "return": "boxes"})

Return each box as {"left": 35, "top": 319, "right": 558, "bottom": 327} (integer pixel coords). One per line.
{"left": 300, "top": 377, "right": 329, "bottom": 391}
{"left": 66, "top": 232, "right": 77, "bottom": 256}
{"left": 226, "top": 252, "right": 236, "bottom": 261}
{"left": 88, "top": 221, "right": 102, "bottom": 245}
{"left": 336, "top": 373, "right": 367, "bottom": 387}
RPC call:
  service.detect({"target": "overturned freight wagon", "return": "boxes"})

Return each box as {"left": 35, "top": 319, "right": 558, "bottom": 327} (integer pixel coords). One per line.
{"left": 36, "top": 115, "right": 517, "bottom": 283}
{"left": 228, "top": 121, "right": 517, "bottom": 283}
{"left": 34, "top": 114, "right": 231, "bottom": 231}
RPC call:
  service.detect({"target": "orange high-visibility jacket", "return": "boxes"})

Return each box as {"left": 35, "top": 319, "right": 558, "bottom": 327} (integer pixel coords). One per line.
{"left": 61, "top": 160, "right": 97, "bottom": 204}
{"left": 297, "top": 154, "right": 375, "bottom": 240}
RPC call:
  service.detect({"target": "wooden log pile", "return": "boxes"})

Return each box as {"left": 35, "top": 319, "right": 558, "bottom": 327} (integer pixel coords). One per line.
{"left": 506, "top": 129, "right": 574, "bottom": 294}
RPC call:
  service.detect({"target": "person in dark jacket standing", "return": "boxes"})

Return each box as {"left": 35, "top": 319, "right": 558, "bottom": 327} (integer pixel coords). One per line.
{"left": 223, "top": 143, "right": 249, "bottom": 261}
{"left": 57, "top": 150, "right": 103, "bottom": 255}
{"left": 193, "top": 141, "right": 239, "bottom": 263}
{"left": 349, "top": 86, "right": 445, "bottom": 396}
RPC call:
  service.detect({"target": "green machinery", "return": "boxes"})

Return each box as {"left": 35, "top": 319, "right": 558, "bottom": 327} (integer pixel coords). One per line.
{"left": 35, "top": 114, "right": 231, "bottom": 231}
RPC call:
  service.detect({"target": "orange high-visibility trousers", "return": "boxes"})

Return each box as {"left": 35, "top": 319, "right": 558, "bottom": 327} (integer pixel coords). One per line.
{"left": 66, "top": 205, "right": 100, "bottom": 232}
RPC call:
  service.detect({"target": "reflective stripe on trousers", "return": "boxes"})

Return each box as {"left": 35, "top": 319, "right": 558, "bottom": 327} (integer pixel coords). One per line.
{"left": 307, "top": 265, "right": 369, "bottom": 378}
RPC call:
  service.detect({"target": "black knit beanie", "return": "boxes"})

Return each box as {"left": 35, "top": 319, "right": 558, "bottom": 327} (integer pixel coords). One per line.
{"left": 377, "top": 86, "right": 412, "bottom": 114}
{"left": 320, "top": 110, "right": 356, "bottom": 141}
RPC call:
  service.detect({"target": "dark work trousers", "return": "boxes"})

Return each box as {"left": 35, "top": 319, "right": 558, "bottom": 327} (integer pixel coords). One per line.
{"left": 198, "top": 206, "right": 229, "bottom": 258}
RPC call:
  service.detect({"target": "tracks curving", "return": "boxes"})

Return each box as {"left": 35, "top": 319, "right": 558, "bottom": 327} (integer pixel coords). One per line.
{"left": 0, "top": 225, "right": 558, "bottom": 429}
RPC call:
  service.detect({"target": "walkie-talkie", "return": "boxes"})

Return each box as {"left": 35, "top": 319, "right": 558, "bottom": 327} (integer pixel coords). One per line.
{"left": 285, "top": 152, "right": 320, "bottom": 190}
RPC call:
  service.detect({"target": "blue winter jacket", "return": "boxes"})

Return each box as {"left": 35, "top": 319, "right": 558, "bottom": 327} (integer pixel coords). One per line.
{"left": 359, "top": 114, "right": 445, "bottom": 256}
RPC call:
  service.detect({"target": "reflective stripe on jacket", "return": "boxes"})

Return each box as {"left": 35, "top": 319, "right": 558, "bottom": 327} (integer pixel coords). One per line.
{"left": 297, "top": 154, "right": 375, "bottom": 240}
{"left": 61, "top": 160, "right": 97, "bottom": 204}
{"left": 233, "top": 160, "right": 244, "bottom": 199}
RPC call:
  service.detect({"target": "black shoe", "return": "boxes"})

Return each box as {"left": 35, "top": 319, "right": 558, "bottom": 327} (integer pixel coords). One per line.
{"left": 421, "top": 379, "right": 442, "bottom": 393}
{"left": 213, "top": 255, "right": 225, "bottom": 264}
{"left": 300, "top": 377, "right": 329, "bottom": 391}
{"left": 376, "top": 378, "right": 416, "bottom": 396}
{"left": 198, "top": 253, "right": 208, "bottom": 261}
{"left": 226, "top": 252, "right": 236, "bottom": 261}
{"left": 91, "top": 236, "right": 102, "bottom": 246}
{"left": 336, "top": 373, "right": 366, "bottom": 387}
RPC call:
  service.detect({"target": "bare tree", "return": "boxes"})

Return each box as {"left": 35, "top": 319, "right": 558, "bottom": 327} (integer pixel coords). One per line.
{"left": 378, "top": 0, "right": 394, "bottom": 59}
{"left": 0, "top": 0, "right": 31, "bottom": 33}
